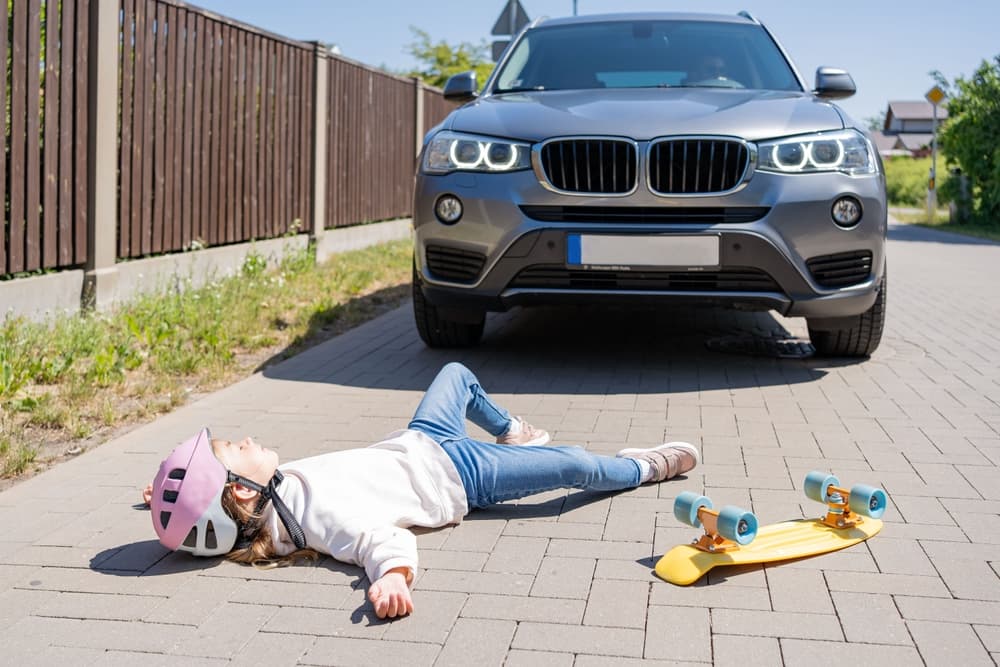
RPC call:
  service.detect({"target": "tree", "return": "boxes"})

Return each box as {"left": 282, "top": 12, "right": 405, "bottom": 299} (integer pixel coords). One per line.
{"left": 938, "top": 56, "right": 1000, "bottom": 225}
{"left": 864, "top": 110, "right": 886, "bottom": 132}
{"left": 404, "top": 28, "right": 494, "bottom": 90}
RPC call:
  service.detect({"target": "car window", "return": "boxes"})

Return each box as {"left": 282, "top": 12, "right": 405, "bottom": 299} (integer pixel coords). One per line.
{"left": 493, "top": 20, "right": 802, "bottom": 93}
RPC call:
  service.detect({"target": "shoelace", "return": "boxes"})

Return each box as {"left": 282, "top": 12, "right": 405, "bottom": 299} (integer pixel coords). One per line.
{"left": 229, "top": 469, "right": 307, "bottom": 550}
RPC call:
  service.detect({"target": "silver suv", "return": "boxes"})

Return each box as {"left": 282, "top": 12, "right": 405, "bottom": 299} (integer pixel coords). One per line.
{"left": 412, "top": 12, "right": 887, "bottom": 356}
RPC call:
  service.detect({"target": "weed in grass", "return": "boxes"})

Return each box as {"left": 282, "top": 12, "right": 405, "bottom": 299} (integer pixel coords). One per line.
{"left": 72, "top": 422, "right": 93, "bottom": 440}
{"left": 0, "top": 330, "right": 32, "bottom": 401}
{"left": 242, "top": 251, "right": 268, "bottom": 279}
{"left": 26, "top": 394, "right": 70, "bottom": 430}
{"left": 281, "top": 244, "right": 315, "bottom": 276}
{"left": 65, "top": 376, "right": 95, "bottom": 403}
{"left": 0, "top": 436, "right": 36, "bottom": 477}
{"left": 100, "top": 399, "right": 116, "bottom": 426}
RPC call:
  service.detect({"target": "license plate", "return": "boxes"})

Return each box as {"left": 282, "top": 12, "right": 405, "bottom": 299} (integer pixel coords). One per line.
{"left": 567, "top": 234, "right": 720, "bottom": 269}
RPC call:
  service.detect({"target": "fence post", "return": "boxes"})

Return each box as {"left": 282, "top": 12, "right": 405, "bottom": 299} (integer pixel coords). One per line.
{"left": 414, "top": 77, "right": 424, "bottom": 158}
{"left": 310, "top": 44, "right": 329, "bottom": 261}
{"left": 82, "top": 0, "right": 120, "bottom": 309}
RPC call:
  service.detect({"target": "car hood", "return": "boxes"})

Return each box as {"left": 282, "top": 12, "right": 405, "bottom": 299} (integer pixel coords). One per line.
{"left": 446, "top": 88, "right": 847, "bottom": 143}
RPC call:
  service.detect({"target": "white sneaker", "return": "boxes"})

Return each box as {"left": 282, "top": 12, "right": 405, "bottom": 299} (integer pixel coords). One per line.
{"left": 617, "top": 442, "right": 700, "bottom": 482}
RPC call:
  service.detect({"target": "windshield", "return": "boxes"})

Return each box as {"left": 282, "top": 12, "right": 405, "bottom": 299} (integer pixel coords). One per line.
{"left": 492, "top": 20, "right": 802, "bottom": 93}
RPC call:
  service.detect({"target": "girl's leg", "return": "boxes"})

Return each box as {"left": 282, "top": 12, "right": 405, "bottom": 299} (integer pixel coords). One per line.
{"left": 408, "top": 362, "right": 513, "bottom": 443}
{"left": 440, "top": 438, "right": 643, "bottom": 508}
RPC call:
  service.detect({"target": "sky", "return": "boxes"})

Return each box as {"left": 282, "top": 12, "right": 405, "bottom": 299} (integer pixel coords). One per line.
{"left": 189, "top": 0, "right": 998, "bottom": 125}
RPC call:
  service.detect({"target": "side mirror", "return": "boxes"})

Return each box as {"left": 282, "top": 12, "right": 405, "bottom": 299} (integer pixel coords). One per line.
{"left": 443, "top": 71, "right": 478, "bottom": 101}
{"left": 814, "top": 67, "right": 856, "bottom": 100}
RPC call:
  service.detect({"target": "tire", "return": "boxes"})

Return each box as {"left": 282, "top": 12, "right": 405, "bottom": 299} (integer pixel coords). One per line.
{"left": 808, "top": 271, "right": 887, "bottom": 358}
{"left": 412, "top": 266, "right": 485, "bottom": 348}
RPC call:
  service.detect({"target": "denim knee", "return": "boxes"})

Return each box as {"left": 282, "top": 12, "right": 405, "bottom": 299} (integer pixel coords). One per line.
{"left": 560, "top": 446, "right": 603, "bottom": 486}
{"left": 440, "top": 361, "right": 472, "bottom": 375}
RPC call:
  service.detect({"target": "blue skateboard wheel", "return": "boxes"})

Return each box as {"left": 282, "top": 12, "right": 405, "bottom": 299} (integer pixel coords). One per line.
{"left": 674, "top": 491, "right": 712, "bottom": 528}
{"left": 849, "top": 484, "right": 887, "bottom": 519}
{"left": 804, "top": 471, "right": 839, "bottom": 503}
{"left": 717, "top": 505, "right": 758, "bottom": 545}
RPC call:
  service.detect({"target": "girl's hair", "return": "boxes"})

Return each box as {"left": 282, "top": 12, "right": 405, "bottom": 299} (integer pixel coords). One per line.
{"left": 219, "top": 485, "right": 320, "bottom": 569}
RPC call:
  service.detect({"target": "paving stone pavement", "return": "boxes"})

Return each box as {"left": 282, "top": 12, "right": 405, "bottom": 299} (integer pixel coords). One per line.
{"left": 1, "top": 220, "right": 998, "bottom": 666}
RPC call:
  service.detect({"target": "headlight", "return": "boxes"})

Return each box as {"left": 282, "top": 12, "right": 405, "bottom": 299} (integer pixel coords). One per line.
{"left": 757, "top": 129, "right": 876, "bottom": 175}
{"left": 423, "top": 131, "right": 531, "bottom": 174}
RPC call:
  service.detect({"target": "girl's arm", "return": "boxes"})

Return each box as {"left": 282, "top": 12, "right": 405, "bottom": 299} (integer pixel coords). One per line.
{"left": 368, "top": 566, "right": 414, "bottom": 618}
{"left": 320, "top": 521, "right": 419, "bottom": 590}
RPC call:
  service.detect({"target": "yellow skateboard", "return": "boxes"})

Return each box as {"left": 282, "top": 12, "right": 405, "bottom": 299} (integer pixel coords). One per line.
{"left": 655, "top": 471, "right": 887, "bottom": 585}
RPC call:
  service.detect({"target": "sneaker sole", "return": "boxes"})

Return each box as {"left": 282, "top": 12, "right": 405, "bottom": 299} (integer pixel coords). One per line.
{"left": 616, "top": 441, "right": 700, "bottom": 465}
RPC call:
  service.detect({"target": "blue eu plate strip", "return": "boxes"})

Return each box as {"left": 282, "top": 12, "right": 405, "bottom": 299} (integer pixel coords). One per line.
{"left": 567, "top": 234, "right": 581, "bottom": 265}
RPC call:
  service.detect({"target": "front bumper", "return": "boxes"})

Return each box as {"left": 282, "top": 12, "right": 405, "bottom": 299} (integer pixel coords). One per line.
{"left": 413, "top": 164, "right": 887, "bottom": 321}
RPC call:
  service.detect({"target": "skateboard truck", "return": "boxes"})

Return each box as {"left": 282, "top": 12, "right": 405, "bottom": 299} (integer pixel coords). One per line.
{"left": 690, "top": 507, "right": 741, "bottom": 553}
{"left": 674, "top": 492, "right": 759, "bottom": 553}
{"left": 804, "top": 471, "right": 888, "bottom": 530}
{"left": 820, "top": 486, "right": 865, "bottom": 528}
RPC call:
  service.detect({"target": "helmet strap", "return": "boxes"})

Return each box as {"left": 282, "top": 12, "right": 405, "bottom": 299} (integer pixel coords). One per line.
{"left": 228, "top": 470, "right": 307, "bottom": 550}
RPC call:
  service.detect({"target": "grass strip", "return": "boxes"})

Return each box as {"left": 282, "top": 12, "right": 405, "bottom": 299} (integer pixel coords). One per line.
{"left": 0, "top": 239, "right": 412, "bottom": 480}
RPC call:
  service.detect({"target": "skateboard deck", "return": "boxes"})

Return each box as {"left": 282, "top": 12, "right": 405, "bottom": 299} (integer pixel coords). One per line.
{"left": 655, "top": 516, "right": 883, "bottom": 585}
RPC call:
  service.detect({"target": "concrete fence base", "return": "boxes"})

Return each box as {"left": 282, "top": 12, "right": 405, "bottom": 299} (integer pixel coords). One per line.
{"left": 1, "top": 218, "right": 411, "bottom": 324}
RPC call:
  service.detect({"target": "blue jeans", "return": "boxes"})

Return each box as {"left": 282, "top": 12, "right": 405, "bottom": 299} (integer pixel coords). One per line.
{"left": 408, "top": 362, "right": 642, "bottom": 509}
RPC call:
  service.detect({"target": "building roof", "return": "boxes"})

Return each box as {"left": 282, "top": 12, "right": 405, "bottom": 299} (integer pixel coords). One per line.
{"left": 897, "top": 133, "right": 935, "bottom": 150}
{"left": 886, "top": 100, "right": 949, "bottom": 121}
{"left": 868, "top": 130, "right": 898, "bottom": 153}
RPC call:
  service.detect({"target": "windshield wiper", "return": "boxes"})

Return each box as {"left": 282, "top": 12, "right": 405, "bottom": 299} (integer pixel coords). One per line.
{"left": 629, "top": 84, "right": 699, "bottom": 89}
{"left": 493, "top": 85, "right": 546, "bottom": 94}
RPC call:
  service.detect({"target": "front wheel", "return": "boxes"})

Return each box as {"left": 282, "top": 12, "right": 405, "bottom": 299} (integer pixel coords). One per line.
{"left": 808, "top": 271, "right": 887, "bottom": 358}
{"left": 412, "top": 266, "right": 485, "bottom": 348}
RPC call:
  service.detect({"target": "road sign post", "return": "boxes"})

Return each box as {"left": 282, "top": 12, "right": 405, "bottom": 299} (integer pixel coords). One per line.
{"left": 925, "top": 85, "right": 946, "bottom": 223}
{"left": 490, "top": 0, "right": 530, "bottom": 61}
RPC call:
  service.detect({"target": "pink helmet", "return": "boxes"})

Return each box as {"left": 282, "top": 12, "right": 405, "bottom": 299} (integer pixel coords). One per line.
{"left": 150, "top": 428, "right": 239, "bottom": 556}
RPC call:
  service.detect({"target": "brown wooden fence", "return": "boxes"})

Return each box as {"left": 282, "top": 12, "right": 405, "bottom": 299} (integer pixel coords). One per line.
{"left": 2, "top": 0, "right": 91, "bottom": 276}
{"left": 326, "top": 59, "right": 417, "bottom": 230}
{"left": 422, "top": 86, "right": 458, "bottom": 137}
{"left": 2, "top": 0, "right": 459, "bottom": 279}
{"left": 118, "top": 0, "right": 315, "bottom": 258}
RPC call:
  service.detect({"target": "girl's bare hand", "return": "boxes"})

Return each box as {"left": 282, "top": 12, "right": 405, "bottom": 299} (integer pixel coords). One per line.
{"left": 368, "top": 570, "right": 413, "bottom": 619}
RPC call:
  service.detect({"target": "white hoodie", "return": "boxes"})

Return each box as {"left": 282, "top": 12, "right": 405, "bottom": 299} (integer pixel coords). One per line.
{"left": 265, "top": 429, "right": 468, "bottom": 584}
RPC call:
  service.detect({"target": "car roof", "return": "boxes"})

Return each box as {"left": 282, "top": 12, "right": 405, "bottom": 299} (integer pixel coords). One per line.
{"left": 534, "top": 12, "right": 758, "bottom": 29}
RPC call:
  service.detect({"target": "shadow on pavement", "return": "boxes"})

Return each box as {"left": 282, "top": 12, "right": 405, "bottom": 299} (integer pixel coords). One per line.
{"left": 89, "top": 541, "right": 209, "bottom": 575}
{"left": 263, "top": 301, "right": 866, "bottom": 393}
{"left": 462, "top": 488, "right": 622, "bottom": 521}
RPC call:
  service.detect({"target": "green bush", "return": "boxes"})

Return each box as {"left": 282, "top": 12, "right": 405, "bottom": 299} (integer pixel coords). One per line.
{"left": 883, "top": 156, "right": 951, "bottom": 207}
{"left": 939, "top": 55, "right": 1000, "bottom": 224}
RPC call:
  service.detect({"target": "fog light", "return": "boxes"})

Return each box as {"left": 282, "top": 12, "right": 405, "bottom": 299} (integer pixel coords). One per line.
{"left": 435, "top": 195, "right": 463, "bottom": 224}
{"left": 831, "top": 196, "right": 862, "bottom": 228}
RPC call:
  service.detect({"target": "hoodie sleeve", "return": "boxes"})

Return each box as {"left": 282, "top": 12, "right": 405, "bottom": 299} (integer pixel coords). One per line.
{"left": 323, "top": 519, "right": 418, "bottom": 585}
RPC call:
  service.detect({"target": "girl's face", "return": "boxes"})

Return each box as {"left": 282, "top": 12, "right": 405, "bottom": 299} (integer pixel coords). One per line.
{"left": 211, "top": 437, "right": 279, "bottom": 487}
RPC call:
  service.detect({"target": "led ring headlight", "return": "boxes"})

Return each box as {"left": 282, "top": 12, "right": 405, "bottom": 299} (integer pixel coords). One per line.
{"left": 423, "top": 130, "right": 531, "bottom": 174}
{"left": 757, "top": 129, "right": 876, "bottom": 176}
{"left": 485, "top": 143, "right": 517, "bottom": 170}
{"left": 809, "top": 140, "right": 844, "bottom": 169}
{"left": 772, "top": 143, "right": 808, "bottom": 170}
